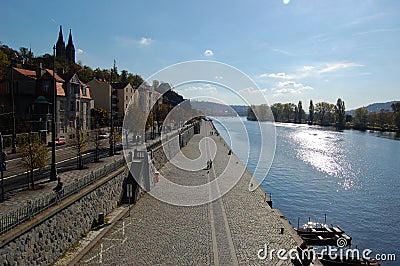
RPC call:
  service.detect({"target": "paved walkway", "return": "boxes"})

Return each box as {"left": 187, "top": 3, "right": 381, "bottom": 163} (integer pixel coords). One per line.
{"left": 79, "top": 121, "right": 309, "bottom": 265}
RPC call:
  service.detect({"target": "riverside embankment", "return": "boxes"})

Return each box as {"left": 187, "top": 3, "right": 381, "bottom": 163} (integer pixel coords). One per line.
{"left": 79, "top": 120, "right": 318, "bottom": 265}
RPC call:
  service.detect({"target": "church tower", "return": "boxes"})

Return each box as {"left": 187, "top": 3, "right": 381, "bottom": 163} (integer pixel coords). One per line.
{"left": 66, "top": 29, "right": 75, "bottom": 64}
{"left": 55, "top": 25, "right": 66, "bottom": 59}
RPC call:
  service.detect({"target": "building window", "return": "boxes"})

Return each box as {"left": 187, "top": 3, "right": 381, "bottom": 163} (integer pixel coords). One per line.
{"left": 82, "top": 87, "right": 87, "bottom": 96}
{"left": 70, "top": 101, "right": 75, "bottom": 111}
{"left": 43, "top": 81, "right": 50, "bottom": 93}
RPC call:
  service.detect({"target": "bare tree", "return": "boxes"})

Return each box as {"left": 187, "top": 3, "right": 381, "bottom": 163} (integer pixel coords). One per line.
{"left": 71, "top": 118, "right": 88, "bottom": 169}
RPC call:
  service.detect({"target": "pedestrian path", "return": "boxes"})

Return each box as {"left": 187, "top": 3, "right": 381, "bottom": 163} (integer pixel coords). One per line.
{"left": 79, "top": 120, "right": 313, "bottom": 265}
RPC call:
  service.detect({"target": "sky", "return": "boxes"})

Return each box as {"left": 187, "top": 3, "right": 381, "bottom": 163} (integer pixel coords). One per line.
{"left": 1, "top": 0, "right": 399, "bottom": 109}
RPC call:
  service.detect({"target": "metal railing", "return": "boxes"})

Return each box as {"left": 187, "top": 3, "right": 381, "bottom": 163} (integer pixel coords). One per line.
{"left": 0, "top": 157, "right": 126, "bottom": 236}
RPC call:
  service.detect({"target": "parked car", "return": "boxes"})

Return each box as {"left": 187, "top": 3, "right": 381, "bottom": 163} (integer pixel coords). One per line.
{"left": 48, "top": 137, "right": 66, "bottom": 146}
{"left": 99, "top": 132, "right": 109, "bottom": 139}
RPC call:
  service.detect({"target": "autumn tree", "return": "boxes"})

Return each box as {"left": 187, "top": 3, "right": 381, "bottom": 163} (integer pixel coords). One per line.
{"left": 315, "top": 102, "right": 335, "bottom": 125}
{"left": 391, "top": 102, "right": 400, "bottom": 132}
{"left": 91, "top": 108, "right": 109, "bottom": 128}
{"left": 353, "top": 107, "right": 368, "bottom": 130}
{"left": 18, "top": 133, "right": 48, "bottom": 189}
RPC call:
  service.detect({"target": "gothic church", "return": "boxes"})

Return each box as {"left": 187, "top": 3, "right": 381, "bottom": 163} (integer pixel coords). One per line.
{"left": 55, "top": 25, "right": 75, "bottom": 64}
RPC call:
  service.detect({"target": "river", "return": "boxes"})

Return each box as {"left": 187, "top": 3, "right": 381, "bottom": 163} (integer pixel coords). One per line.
{"left": 213, "top": 116, "right": 400, "bottom": 265}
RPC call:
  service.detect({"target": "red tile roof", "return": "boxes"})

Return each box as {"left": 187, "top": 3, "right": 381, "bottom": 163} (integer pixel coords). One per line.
{"left": 97, "top": 78, "right": 109, "bottom": 84}
{"left": 45, "top": 69, "right": 65, "bottom": 82}
{"left": 13, "top": 67, "right": 37, "bottom": 79}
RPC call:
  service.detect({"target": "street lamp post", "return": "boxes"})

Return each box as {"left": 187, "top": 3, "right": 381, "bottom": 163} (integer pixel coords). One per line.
{"left": 109, "top": 63, "right": 114, "bottom": 156}
{"left": 11, "top": 67, "right": 16, "bottom": 154}
{"left": 50, "top": 45, "right": 58, "bottom": 181}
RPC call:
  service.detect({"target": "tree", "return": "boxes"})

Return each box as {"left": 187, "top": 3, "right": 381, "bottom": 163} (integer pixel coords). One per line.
{"left": 125, "top": 101, "right": 147, "bottom": 137}
{"left": 271, "top": 103, "right": 284, "bottom": 122}
{"left": 354, "top": 107, "right": 368, "bottom": 130}
{"left": 18, "top": 133, "right": 48, "bottom": 189}
{"left": 0, "top": 49, "right": 9, "bottom": 79}
{"left": 247, "top": 106, "right": 257, "bottom": 121}
{"left": 309, "top": 100, "right": 315, "bottom": 125}
{"left": 297, "top": 101, "right": 304, "bottom": 123}
{"left": 91, "top": 108, "right": 109, "bottom": 128}
{"left": 129, "top": 74, "right": 145, "bottom": 88}
{"left": 391, "top": 102, "right": 400, "bottom": 132}
{"left": 121, "top": 70, "right": 128, "bottom": 82}
{"left": 315, "top": 102, "right": 335, "bottom": 125}
{"left": 78, "top": 65, "right": 94, "bottom": 83}
{"left": 71, "top": 118, "right": 88, "bottom": 169}
{"left": 334, "top": 98, "right": 346, "bottom": 129}
{"left": 19, "top": 47, "right": 34, "bottom": 64}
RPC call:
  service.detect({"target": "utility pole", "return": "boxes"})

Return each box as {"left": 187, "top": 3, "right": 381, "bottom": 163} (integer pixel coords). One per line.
{"left": 109, "top": 60, "right": 115, "bottom": 156}
{"left": 50, "top": 45, "right": 58, "bottom": 181}
{"left": 0, "top": 132, "right": 7, "bottom": 201}
{"left": 11, "top": 67, "right": 16, "bottom": 154}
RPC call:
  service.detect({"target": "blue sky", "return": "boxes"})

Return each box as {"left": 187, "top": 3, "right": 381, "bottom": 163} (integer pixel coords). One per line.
{"left": 1, "top": 0, "right": 399, "bottom": 109}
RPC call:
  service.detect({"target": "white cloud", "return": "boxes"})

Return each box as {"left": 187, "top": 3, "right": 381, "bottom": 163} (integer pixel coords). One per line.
{"left": 139, "top": 37, "right": 152, "bottom": 46}
{"left": 272, "top": 48, "right": 293, "bottom": 56}
{"left": 260, "top": 62, "right": 363, "bottom": 80}
{"left": 261, "top": 72, "right": 290, "bottom": 79}
{"left": 319, "top": 62, "right": 363, "bottom": 73}
{"left": 204, "top": 49, "right": 214, "bottom": 57}
{"left": 77, "top": 48, "right": 86, "bottom": 54}
{"left": 352, "top": 28, "right": 400, "bottom": 36}
{"left": 239, "top": 87, "right": 268, "bottom": 93}
{"left": 184, "top": 85, "right": 217, "bottom": 94}
{"left": 115, "top": 36, "right": 153, "bottom": 46}
{"left": 272, "top": 88, "right": 302, "bottom": 96}
{"left": 271, "top": 80, "right": 313, "bottom": 96}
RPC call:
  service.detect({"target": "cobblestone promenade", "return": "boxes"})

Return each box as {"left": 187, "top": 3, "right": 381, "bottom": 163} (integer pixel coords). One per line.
{"left": 80, "top": 121, "right": 308, "bottom": 266}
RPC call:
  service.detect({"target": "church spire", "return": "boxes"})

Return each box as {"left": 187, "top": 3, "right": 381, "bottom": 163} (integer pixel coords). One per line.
{"left": 58, "top": 25, "right": 63, "bottom": 42}
{"left": 67, "top": 29, "right": 73, "bottom": 46}
{"left": 66, "top": 29, "right": 75, "bottom": 64}
{"left": 55, "top": 25, "right": 66, "bottom": 59}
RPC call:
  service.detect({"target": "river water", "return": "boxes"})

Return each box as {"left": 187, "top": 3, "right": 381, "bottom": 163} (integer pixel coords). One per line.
{"left": 213, "top": 116, "right": 399, "bottom": 265}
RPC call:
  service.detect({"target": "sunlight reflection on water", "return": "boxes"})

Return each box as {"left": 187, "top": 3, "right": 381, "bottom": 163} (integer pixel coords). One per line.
{"left": 280, "top": 124, "right": 366, "bottom": 190}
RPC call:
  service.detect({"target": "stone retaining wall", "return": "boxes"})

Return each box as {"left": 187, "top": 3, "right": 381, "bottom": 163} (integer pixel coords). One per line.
{"left": 152, "top": 125, "right": 196, "bottom": 170}
{"left": 0, "top": 170, "right": 125, "bottom": 266}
